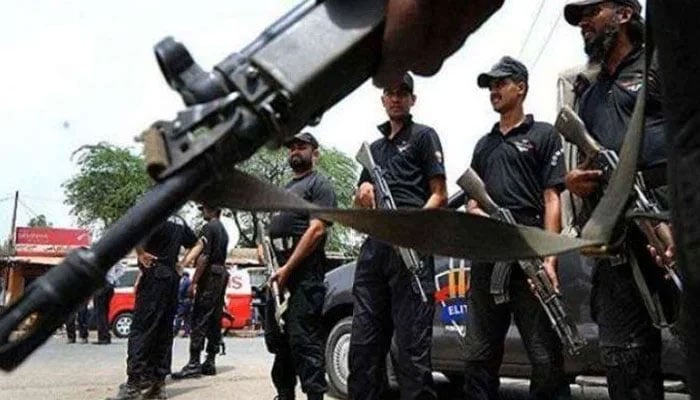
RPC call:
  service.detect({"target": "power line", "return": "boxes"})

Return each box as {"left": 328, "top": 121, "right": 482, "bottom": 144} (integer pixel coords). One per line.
{"left": 17, "top": 199, "right": 40, "bottom": 219}
{"left": 531, "top": 10, "right": 564, "bottom": 70}
{"left": 518, "top": 0, "right": 547, "bottom": 58}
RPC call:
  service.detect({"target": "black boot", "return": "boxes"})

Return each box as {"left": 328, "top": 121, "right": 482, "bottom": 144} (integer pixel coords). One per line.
{"left": 171, "top": 351, "right": 201, "bottom": 380}
{"left": 274, "top": 390, "right": 295, "bottom": 400}
{"left": 142, "top": 380, "right": 167, "bottom": 400}
{"left": 306, "top": 393, "right": 323, "bottom": 400}
{"left": 105, "top": 382, "right": 143, "bottom": 400}
{"left": 201, "top": 353, "right": 217, "bottom": 376}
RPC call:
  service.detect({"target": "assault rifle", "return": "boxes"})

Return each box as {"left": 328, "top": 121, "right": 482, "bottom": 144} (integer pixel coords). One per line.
{"left": 256, "top": 221, "right": 290, "bottom": 333}
{"left": 356, "top": 141, "right": 429, "bottom": 303}
{"left": 555, "top": 106, "right": 682, "bottom": 291}
{"left": 457, "top": 168, "right": 588, "bottom": 356}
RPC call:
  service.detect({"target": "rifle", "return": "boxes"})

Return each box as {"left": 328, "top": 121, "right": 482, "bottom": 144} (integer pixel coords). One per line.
{"left": 355, "top": 141, "right": 429, "bottom": 303}
{"left": 0, "top": 0, "right": 385, "bottom": 370}
{"left": 457, "top": 168, "right": 588, "bottom": 356}
{"left": 256, "top": 221, "right": 290, "bottom": 333}
{"left": 555, "top": 106, "right": 682, "bottom": 291}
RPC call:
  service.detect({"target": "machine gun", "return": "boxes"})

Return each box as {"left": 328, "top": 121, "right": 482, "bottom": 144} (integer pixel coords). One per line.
{"left": 457, "top": 168, "right": 588, "bottom": 356}
{"left": 355, "top": 141, "right": 429, "bottom": 303}
{"left": 555, "top": 106, "right": 682, "bottom": 291}
{"left": 0, "top": 0, "right": 385, "bottom": 371}
{"left": 256, "top": 222, "right": 291, "bottom": 333}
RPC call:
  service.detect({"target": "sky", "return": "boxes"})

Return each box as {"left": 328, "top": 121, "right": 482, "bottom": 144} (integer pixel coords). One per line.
{"left": 0, "top": 0, "right": 642, "bottom": 244}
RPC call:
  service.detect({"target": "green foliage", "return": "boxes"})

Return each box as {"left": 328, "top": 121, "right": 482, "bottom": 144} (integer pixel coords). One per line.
{"left": 236, "top": 145, "right": 362, "bottom": 255}
{"left": 63, "top": 143, "right": 150, "bottom": 230}
{"left": 27, "top": 214, "right": 52, "bottom": 228}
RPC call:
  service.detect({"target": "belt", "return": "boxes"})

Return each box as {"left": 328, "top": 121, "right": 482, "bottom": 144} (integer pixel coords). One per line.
{"left": 639, "top": 163, "right": 667, "bottom": 189}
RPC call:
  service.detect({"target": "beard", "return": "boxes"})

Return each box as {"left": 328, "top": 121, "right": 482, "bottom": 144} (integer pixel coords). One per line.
{"left": 288, "top": 154, "right": 312, "bottom": 173}
{"left": 584, "top": 22, "right": 620, "bottom": 63}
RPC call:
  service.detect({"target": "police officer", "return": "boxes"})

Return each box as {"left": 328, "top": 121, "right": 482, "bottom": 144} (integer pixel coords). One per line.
{"left": 107, "top": 215, "right": 198, "bottom": 400}
{"left": 173, "top": 272, "right": 192, "bottom": 337}
{"left": 93, "top": 265, "right": 121, "bottom": 345}
{"left": 563, "top": 1, "right": 669, "bottom": 398}
{"left": 463, "top": 57, "right": 570, "bottom": 400}
{"left": 172, "top": 204, "right": 230, "bottom": 379}
{"left": 65, "top": 302, "right": 89, "bottom": 344}
{"left": 350, "top": 74, "right": 447, "bottom": 400}
{"left": 265, "top": 132, "right": 337, "bottom": 400}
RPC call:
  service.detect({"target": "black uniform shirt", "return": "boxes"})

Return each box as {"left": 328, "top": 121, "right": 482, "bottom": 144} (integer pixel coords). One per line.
{"left": 358, "top": 116, "right": 446, "bottom": 208}
{"left": 268, "top": 170, "right": 337, "bottom": 240}
{"left": 470, "top": 115, "right": 565, "bottom": 226}
{"left": 578, "top": 46, "right": 667, "bottom": 168}
{"left": 141, "top": 215, "right": 198, "bottom": 268}
{"left": 200, "top": 218, "right": 229, "bottom": 266}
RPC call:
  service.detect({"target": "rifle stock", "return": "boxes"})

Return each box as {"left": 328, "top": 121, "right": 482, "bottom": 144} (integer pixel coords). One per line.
{"left": 555, "top": 106, "right": 603, "bottom": 159}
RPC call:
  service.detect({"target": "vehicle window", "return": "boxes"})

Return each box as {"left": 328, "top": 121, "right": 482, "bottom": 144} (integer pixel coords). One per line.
{"left": 115, "top": 269, "right": 139, "bottom": 288}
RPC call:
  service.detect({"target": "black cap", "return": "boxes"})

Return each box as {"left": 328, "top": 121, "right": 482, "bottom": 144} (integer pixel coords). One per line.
{"left": 564, "top": 0, "right": 642, "bottom": 26}
{"left": 477, "top": 56, "right": 529, "bottom": 88}
{"left": 383, "top": 73, "right": 414, "bottom": 93}
{"left": 284, "top": 132, "right": 319, "bottom": 149}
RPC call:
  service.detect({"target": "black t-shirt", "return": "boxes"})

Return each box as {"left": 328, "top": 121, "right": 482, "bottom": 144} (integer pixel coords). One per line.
{"left": 358, "top": 116, "right": 446, "bottom": 208}
{"left": 200, "top": 218, "right": 229, "bottom": 266}
{"left": 268, "top": 170, "right": 337, "bottom": 240}
{"left": 578, "top": 46, "right": 667, "bottom": 168}
{"left": 140, "top": 215, "right": 198, "bottom": 268}
{"left": 470, "top": 115, "right": 565, "bottom": 227}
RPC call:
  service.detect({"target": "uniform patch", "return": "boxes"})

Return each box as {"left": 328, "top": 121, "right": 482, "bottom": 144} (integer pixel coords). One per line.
{"left": 512, "top": 139, "right": 534, "bottom": 153}
{"left": 397, "top": 141, "right": 411, "bottom": 154}
{"left": 435, "top": 151, "right": 443, "bottom": 164}
{"left": 618, "top": 78, "right": 643, "bottom": 93}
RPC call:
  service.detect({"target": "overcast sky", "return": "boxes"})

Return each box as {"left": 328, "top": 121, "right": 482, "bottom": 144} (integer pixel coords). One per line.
{"left": 1, "top": 0, "right": 642, "bottom": 243}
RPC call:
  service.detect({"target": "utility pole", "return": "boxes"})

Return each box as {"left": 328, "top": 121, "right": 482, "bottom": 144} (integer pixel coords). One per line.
{"left": 8, "top": 191, "right": 18, "bottom": 255}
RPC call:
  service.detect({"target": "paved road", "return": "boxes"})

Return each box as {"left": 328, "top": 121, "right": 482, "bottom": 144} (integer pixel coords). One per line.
{"left": 0, "top": 332, "right": 689, "bottom": 400}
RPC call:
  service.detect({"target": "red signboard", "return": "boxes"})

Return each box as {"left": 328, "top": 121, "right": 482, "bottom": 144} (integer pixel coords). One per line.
{"left": 15, "top": 227, "right": 91, "bottom": 257}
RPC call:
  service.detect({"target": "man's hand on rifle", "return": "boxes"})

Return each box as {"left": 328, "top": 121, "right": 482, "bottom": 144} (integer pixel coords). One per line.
{"left": 376, "top": 0, "right": 504, "bottom": 88}
{"left": 137, "top": 251, "right": 158, "bottom": 269}
{"left": 355, "top": 182, "right": 376, "bottom": 209}
{"left": 543, "top": 257, "right": 561, "bottom": 293}
{"left": 270, "top": 265, "right": 292, "bottom": 291}
{"left": 565, "top": 162, "right": 603, "bottom": 197}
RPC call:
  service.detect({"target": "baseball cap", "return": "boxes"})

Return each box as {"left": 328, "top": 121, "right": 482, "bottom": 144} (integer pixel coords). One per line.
{"left": 564, "top": 0, "right": 642, "bottom": 25}
{"left": 284, "top": 132, "right": 319, "bottom": 149}
{"left": 383, "top": 73, "right": 414, "bottom": 94}
{"left": 477, "top": 56, "right": 529, "bottom": 88}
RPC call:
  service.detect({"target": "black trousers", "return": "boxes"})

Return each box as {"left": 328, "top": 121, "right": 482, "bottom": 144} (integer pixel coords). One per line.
{"left": 348, "top": 238, "right": 436, "bottom": 400}
{"left": 126, "top": 265, "right": 180, "bottom": 382}
{"left": 592, "top": 262, "right": 664, "bottom": 400}
{"left": 94, "top": 285, "right": 115, "bottom": 341}
{"left": 189, "top": 266, "right": 228, "bottom": 358}
{"left": 265, "top": 278, "right": 327, "bottom": 396}
{"left": 463, "top": 263, "right": 570, "bottom": 400}
{"left": 66, "top": 303, "right": 89, "bottom": 340}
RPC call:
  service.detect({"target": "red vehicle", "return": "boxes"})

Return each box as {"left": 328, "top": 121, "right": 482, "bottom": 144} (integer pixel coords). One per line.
{"left": 109, "top": 265, "right": 253, "bottom": 338}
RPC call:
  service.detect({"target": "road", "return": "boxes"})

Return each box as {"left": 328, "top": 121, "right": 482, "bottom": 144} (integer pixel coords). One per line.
{"left": 0, "top": 332, "right": 689, "bottom": 400}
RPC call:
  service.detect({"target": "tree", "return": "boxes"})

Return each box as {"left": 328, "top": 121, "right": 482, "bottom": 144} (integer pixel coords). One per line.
{"left": 235, "top": 146, "right": 362, "bottom": 255}
{"left": 63, "top": 143, "right": 150, "bottom": 231}
{"left": 27, "top": 214, "right": 52, "bottom": 228}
